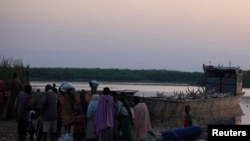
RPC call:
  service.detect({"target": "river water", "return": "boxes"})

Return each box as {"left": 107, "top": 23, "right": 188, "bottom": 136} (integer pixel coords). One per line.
{"left": 31, "top": 81, "right": 250, "bottom": 126}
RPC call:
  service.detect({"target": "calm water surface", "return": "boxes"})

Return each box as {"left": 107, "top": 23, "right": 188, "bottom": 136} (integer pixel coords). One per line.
{"left": 31, "top": 81, "right": 212, "bottom": 96}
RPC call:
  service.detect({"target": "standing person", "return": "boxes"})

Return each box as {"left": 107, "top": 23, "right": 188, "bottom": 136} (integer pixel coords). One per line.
{"left": 36, "top": 110, "right": 43, "bottom": 141}
{"left": 56, "top": 95, "right": 63, "bottom": 140}
{"left": 112, "top": 93, "right": 123, "bottom": 140}
{"left": 41, "top": 84, "right": 58, "bottom": 141}
{"left": 80, "top": 89, "right": 87, "bottom": 115}
{"left": 86, "top": 94, "right": 99, "bottom": 141}
{"left": 0, "top": 79, "right": 5, "bottom": 113}
{"left": 52, "top": 83, "right": 58, "bottom": 94}
{"left": 9, "top": 72, "right": 23, "bottom": 119}
{"left": 183, "top": 105, "right": 193, "bottom": 128}
{"left": 59, "top": 82, "right": 76, "bottom": 135}
{"left": 89, "top": 80, "right": 99, "bottom": 95}
{"left": 11, "top": 73, "right": 23, "bottom": 96}
{"left": 72, "top": 103, "right": 85, "bottom": 141}
{"left": 119, "top": 97, "right": 133, "bottom": 141}
{"left": 95, "top": 87, "right": 114, "bottom": 141}
{"left": 132, "top": 96, "right": 151, "bottom": 141}
{"left": 15, "top": 84, "right": 33, "bottom": 141}
{"left": 28, "top": 110, "right": 37, "bottom": 141}
{"left": 80, "top": 89, "right": 90, "bottom": 126}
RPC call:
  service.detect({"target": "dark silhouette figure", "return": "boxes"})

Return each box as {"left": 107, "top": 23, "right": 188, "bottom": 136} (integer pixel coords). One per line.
{"left": 184, "top": 105, "right": 193, "bottom": 128}
{"left": 16, "top": 84, "right": 33, "bottom": 141}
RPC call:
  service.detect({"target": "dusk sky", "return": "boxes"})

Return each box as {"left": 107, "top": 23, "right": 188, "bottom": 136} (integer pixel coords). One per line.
{"left": 1, "top": 0, "right": 250, "bottom": 72}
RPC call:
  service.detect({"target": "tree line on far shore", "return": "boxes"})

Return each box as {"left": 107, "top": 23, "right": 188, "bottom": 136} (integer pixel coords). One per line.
{"left": 29, "top": 68, "right": 205, "bottom": 86}
{"left": 28, "top": 68, "right": 250, "bottom": 88}
{"left": 2, "top": 56, "right": 250, "bottom": 90}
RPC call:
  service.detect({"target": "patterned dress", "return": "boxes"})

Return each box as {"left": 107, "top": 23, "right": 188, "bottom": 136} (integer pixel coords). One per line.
{"left": 61, "top": 93, "right": 75, "bottom": 126}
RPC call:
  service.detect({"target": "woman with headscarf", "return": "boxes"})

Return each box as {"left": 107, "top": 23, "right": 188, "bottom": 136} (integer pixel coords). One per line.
{"left": 86, "top": 94, "right": 99, "bottom": 141}
{"left": 59, "top": 82, "right": 76, "bottom": 134}
{"left": 132, "top": 96, "right": 151, "bottom": 141}
{"left": 119, "top": 97, "right": 133, "bottom": 141}
{"left": 94, "top": 87, "right": 114, "bottom": 141}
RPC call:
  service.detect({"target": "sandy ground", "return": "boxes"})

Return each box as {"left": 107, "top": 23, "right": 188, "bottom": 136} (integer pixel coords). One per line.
{"left": 0, "top": 120, "right": 18, "bottom": 141}
{"left": 0, "top": 120, "right": 206, "bottom": 141}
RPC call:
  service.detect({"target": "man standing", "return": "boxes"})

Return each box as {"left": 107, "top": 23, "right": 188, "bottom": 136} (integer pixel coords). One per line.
{"left": 95, "top": 87, "right": 114, "bottom": 141}
{"left": 16, "top": 84, "right": 33, "bottom": 141}
{"left": 41, "top": 84, "right": 58, "bottom": 141}
{"left": 9, "top": 72, "right": 23, "bottom": 119}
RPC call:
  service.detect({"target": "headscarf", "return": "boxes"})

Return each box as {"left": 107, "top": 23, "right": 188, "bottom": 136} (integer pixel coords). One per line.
{"left": 133, "top": 103, "right": 151, "bottom": 141}
{"left": 87, "top": 94, "right": 99, "bottom": 118}
{"left": 94, "top": 94, "right": 114, "bottom": 135}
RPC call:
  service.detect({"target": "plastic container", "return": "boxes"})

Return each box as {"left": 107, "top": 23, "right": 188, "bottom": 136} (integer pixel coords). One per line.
{"left": 161, "top": 125, "right": 202, "bottom": 141}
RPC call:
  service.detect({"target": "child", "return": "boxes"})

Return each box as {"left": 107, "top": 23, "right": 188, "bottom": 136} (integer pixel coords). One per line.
{"left": 28, "top": 110, "right": 37, "bottom": 141}
{"left": 184, "top": 105, "right": 193, "bottom": 128}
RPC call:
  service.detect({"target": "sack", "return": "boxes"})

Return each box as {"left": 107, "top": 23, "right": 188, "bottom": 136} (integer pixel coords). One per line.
{"left": 58, "top": 134, "right": 73, "bottom": 141}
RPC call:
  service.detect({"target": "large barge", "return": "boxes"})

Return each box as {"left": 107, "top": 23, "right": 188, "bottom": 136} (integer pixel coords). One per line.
{"left": 138, "top": 64, "right": 245, "bottom": 122}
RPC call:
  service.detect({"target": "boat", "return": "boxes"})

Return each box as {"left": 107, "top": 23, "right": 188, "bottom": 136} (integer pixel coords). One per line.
{"left": 135, "top": 64, "right": 245, "bottom": 121}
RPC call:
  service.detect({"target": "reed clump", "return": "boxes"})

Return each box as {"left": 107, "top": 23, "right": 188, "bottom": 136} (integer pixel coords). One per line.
{"left": 0, "top": 56, "right": 30, "bottom": 91}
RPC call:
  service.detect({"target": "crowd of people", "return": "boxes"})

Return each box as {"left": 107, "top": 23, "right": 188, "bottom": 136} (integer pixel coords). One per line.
{"left": 2, "top": 73, "right": 154, "bottom": 141}
{"left": 0, "top": 72, "right": 196, "bottom": 141}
